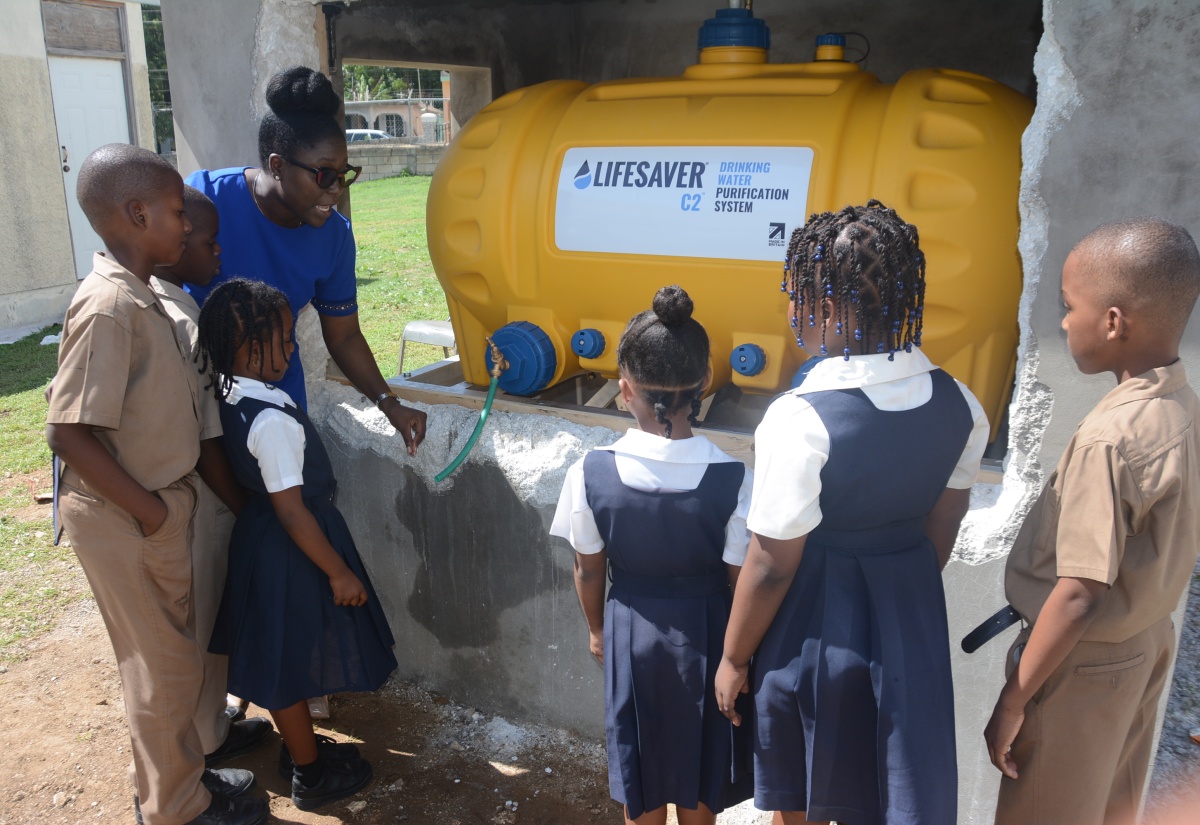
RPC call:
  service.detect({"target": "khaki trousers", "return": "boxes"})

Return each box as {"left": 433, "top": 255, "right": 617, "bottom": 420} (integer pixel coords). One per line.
{"left": 61, "top": 471, "right": 210, "bottom": 825}
{"left": 191, "top": 480, "right": 235, "bottom": 754}
{"left": 994, "top": 615, "right": 1175, "bottom": 825}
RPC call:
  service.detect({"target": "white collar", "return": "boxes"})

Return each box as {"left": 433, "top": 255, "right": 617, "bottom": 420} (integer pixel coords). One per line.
{"left": 596, "top": 428, "right": 739, "bottom": 464}
{"left": 789, "top": 348, "right": 935, "bottom": 395}
{"left": 225, "top": 375, "right": 297, "bottom": 408}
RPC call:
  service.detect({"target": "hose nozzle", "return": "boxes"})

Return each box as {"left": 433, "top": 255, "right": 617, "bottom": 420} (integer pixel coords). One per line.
{"left": 485, "top": 336, "right": 509, "bottom": 379}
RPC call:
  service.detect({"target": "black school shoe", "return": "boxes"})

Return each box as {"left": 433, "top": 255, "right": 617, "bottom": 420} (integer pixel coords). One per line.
{"left": 277, "top": 733, "right": 362, "bottom": 778}
{"left": 291, "top": 756, "right": 373, "bottom": 811}
{"left": 185, "top": 794, "right": 268, "bottom": 825}
{"left": 205, "top": 717, "right": 273, "bottom": 766}
{"left": 133, "top": 770, "right": 261, "bottom": 824}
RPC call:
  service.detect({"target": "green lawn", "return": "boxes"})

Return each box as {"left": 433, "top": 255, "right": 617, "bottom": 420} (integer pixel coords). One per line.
{"left": 0, "top": 173, "right": 447, "bottom": 661}
{"left": 0, "top": 325, "right": 82, "bottom": 659}
{"left": 352, "top": 174, "right": 450, "bottom": 375}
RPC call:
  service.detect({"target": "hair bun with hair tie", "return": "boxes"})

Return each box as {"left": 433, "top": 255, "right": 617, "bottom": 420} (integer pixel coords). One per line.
{"left": 265, "top": 66, "right": 339, "bottom": 120}
{"left": 653, "top": 285, "right": 694, "bottom": 329}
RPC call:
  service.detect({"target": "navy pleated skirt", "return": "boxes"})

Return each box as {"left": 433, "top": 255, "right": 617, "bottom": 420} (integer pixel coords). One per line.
{"left": 752, "top": 522, "right": 957, "bottom": 825}
{"left": 210, "top": 494, "right": 397, "bottom": 710}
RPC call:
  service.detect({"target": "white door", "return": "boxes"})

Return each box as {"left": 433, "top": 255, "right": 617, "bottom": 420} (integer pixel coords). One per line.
{"left": 48, "top": 56, "right": 131, "bottom": 280}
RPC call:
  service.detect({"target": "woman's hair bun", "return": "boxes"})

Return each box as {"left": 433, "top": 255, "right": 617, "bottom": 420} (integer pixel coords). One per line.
{"left": 265, "top": 66, "right": 339, "bottom": 119}
{"left": 653, "top": 284, "right": 694, "bottom": 328}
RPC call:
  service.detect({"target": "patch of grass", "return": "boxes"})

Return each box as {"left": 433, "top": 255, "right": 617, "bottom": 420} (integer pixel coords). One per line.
{"left": 351, "top": 175, "right": 452, "bottom": 376}
{"left": 0, "top": 326, "right": 85, "bottom": 660}
{"left": 0, "top": 326, "right": 59, "bottom": 475}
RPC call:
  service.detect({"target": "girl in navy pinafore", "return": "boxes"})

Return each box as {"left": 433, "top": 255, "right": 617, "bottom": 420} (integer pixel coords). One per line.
{"left": 716, "top": 202, "right": 989, "bottom": 825}
{"left": 198, "top": 279, "right": 394, "bottom": 812}
{"left": 552, "top": 286, "right": 754, "bottom": 825}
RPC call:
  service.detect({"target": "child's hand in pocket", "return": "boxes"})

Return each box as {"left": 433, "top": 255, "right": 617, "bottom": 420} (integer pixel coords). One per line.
{"left": 330, "top": 570, "right": 368, "bottom": 607}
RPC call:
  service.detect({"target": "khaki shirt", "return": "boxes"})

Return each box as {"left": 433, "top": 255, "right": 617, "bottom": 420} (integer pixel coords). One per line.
{"left": 150, "top": 276, "right": 223, "bottom": 441}
{"left": 1006, "top": 361, "right": 1200, "bottom": 643}
{"left": 48, "top": 253, "right": 202, "bottom": 493}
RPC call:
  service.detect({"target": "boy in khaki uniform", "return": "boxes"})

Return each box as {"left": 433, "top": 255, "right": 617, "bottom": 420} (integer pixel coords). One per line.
{"left": 46, "top": 145, "right": 266, "bottom": 825}
{"left": 985, "top": 217, "right": 1200, "bottom": 825}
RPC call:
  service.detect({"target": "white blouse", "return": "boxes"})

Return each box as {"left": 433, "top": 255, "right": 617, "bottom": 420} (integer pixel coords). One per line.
{"left": 224, "top": 376, "right": 306, "bottom": 493}
{"left": 747, "top": 349, "right": 989, "bottom": 542}
{"left": 550, "top": 429, "right": 754, "bottom": 565}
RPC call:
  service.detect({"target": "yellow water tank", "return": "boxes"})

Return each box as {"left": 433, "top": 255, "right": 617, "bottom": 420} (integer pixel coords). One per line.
{"left": 427, "top": 9, "right": 1032, "bottom": 437}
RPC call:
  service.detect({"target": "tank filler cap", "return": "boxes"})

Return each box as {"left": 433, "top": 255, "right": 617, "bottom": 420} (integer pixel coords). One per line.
{"left": 731, "top": 343, "right": 767, "bottom": 377}
{"left": 486, "top": 321, "right": 557, "bottom": 396}
{"left": 698, "top": 8, "right": 770, "bottom": 50}
{"left": 571, "top": 328, "right": 606, "bottom": 360}
{"left": 814, "top": 33, "right": 847, "bottom": 61}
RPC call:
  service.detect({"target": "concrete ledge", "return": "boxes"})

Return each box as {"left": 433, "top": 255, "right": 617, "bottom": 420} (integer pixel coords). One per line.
{"left": 0, "top": 282, "right": 75, "bottom": 334}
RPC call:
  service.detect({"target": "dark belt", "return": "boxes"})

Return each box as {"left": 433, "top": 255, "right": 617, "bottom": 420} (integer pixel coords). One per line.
{"left": 961, "top": 604, "right": 1022, "bottom": 653}
{"left": 609, "top": 567, "right": 728, "bottom": 599}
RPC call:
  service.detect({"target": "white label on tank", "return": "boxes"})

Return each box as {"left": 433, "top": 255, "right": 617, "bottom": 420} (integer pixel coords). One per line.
{"left": 554, "top": 146, "right": 814, "bottom": 262}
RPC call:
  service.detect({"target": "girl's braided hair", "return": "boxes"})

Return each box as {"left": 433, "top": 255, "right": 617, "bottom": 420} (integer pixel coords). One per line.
{"left": 781, "top": 200, "right": 926, "bottom": 360}
{"left": 197, "top": 278, "right": 291, "bottom": 400}
{"left": 615, "top": 285, "right": 709, "bottom": 438}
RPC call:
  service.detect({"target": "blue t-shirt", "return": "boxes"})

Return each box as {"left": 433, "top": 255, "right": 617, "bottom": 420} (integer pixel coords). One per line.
{"left": 185, "top": 167, "right": 357, "bottom": 409}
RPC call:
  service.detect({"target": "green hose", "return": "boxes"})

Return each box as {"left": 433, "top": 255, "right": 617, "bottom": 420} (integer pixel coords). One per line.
{"left": 435, "top": 374, "right": 499, "bottom": 482}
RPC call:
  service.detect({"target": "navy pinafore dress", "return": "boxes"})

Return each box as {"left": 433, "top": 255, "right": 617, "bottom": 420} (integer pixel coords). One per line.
{"left": 210, "top": 393, "right": 397, "bottom": 710}
{"left": 584, "top": 450, "right": 753, "bottom": 819}
{"left": 753, "top": 368, "right": 972, "bottom": 825}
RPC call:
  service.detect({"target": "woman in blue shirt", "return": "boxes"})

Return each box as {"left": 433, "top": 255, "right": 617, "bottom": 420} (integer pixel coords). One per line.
{"left": 187, "top": 65, "right": 426, "bottom": 454}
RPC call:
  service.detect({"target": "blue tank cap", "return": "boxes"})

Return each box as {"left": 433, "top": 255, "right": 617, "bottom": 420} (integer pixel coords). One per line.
{"left": 815, "top": 33, "right": 847, "bottom": 47}
{"left": 571, "top": 328, "right": 606, "bottom": 360}
{"left": 486, "top": 321, "right": 557, "bottom": 396}
{"left": 730, "top": 343, "right": 767, "bottom": 377}
{"left": 698, "top": 8, "right": 770, "bottom": 51}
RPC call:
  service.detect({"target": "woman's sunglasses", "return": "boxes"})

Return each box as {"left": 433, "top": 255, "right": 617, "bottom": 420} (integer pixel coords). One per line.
{"left": 282, "top": 157, "right": 362, "bottom": 189}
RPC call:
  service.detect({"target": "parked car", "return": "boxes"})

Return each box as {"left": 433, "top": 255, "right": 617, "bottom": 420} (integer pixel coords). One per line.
{"left": 346, "top": 129, "right": 394, "bottom": 142}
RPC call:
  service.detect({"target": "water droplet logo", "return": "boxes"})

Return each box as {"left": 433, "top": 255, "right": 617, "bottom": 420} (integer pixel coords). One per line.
{"left": 573, "top": 161, "right": 592, "bottom": 190}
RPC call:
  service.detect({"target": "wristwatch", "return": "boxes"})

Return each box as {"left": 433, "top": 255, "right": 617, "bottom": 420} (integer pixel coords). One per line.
{"left": 373, "top": 391, "right": 399, "bottom": 409}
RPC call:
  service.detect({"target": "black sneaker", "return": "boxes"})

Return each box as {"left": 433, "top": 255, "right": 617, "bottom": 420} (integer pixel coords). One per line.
{"left": 291, "top": 756, "right": 373, "bottom": 811}
{"left": 187, "top": 793, "right": 268, "bottom": 825}
{"left": 205, "top": 717, "right": 273, "bottom": 766}
{"left": 277, "top": 734, "right": 361, "bottom": 778}
{"left": 201, "top": 767, "right": 256, "bottom": 798}
{"left": 134, "top": 789, "right": 266, "bottom": 825}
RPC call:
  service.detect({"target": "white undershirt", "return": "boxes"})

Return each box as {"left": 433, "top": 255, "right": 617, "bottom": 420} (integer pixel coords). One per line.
{"left": 746, "top": 349, "right": 989, "bottom": 541}
{"left": 224, "top": 376, "right": 306, "bottom": 493}
{"left": 550, "top": 429, "right": 754, "bottom": 565}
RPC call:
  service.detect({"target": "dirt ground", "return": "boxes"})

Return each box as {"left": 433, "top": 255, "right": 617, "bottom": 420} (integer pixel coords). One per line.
{"left": 0, "top": 595, "right": 623, "bottom": 825}
{"left": 0, "top": 481, "right": 621, "bottom": 825}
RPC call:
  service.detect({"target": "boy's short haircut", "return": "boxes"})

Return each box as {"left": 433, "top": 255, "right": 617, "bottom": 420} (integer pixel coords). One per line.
{"left": 76, "top": 143, "right": 180, "bottom": 230}
{"left": 1074, "top": 217, "right": 1200, "bottom": 334}
{"left": 182, "top": 184, "right": 217, "bottom": 226}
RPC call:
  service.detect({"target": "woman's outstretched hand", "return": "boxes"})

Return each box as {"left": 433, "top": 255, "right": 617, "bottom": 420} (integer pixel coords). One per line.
{"left": 384, "top": 401, "right": 427, "bottom": 456}
{"left": 715, "top": 656, "right": 749, "bottom": 726}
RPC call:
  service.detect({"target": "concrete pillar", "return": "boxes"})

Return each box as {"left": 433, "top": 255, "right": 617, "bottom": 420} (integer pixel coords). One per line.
{"left": 0, "top": 0, "right": 78, "bottom": 333}
{"left": 162, "top": 0, "right": 321, "bottom": 177}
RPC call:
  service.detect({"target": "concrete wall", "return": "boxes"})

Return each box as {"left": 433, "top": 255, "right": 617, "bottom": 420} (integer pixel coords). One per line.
{"left": 336, "top": 0, "right": 1040, "bottom": 102}
{"left": 348, "top": 142, "right": 446, "bottom": 180}
{"left": 0, "top": 0, "right": 81, "bottom": 333}
{"left": 122, "top": 0, "right": 157, "bottom": 152}
{"left": 161, "top": 0, "right": 322, "bottom": 178}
